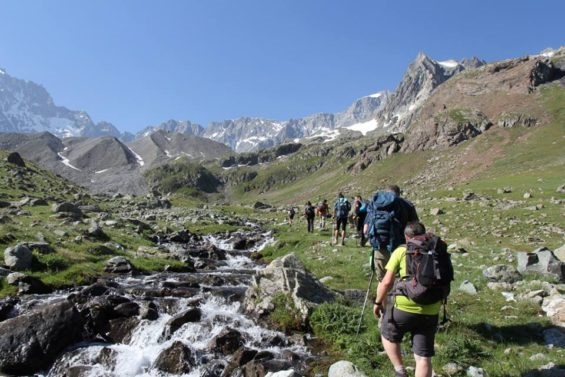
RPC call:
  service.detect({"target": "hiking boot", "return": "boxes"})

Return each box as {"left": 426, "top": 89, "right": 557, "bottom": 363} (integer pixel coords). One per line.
{"left": 394, "top": 370, "right": 407, "bottom": 377}
{"left": 341, "top": 240, "right": 345, "bottom": 246}
{"left": 332, "top": 238, "right": 337, "bottom": 245}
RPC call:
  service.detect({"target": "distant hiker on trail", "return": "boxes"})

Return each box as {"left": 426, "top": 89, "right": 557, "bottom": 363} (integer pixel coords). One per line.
{"left": 373, "top": 221, "right": 453, "bottom": 377}
{"left": 304, "top": 201, "right": 316, "bottom": 233}
{"left": 333, "top": 192, "right": 351, "bottom": 246}
{"left": 316, "top": 199, "right": 329, "bottom": 230}
{"left": 364, "top": 185, "right": 419, "bottom": 281}
{"left": 287, "top": 207, "right": 296, "bottom": 226}
{"left": 353, "top": 194, "right": 368, "bottom": 246}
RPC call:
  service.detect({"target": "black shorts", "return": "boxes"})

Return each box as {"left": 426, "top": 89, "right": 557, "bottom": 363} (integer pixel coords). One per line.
{"left": 380, "top": 307, "right": 438, "bottom": 357}
{"left": 336, "top": 217, "right": 348, "bottom": 231}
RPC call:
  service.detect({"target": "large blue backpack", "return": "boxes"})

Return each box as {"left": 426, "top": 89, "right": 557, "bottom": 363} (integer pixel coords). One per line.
{"left": 335, "top": 197, "right": 351, "bottom": 219}
{"left": 367, "top": 191, "right": 404, "bottom": 252}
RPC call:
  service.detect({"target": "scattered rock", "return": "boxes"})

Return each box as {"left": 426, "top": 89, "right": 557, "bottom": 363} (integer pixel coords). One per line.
{"left": 430, "top": 208, "right": 444, "bottom": 216}
{"left": 4, "top": 244, "right": 33, "bottom": 271}
{"left": 51, "top": 202, "right": 83, "bottom": 219}
{"left": 523, "top": 192, "right": 532, "bottom": 199}
{"left": 557, "top": 184, "right": 565, "bottom": 193}
{"left": 208, "top": 327, "right": 244, "bottom": 355}
{"left": 164, "top": 307, "right": 202, "bottom": 338}
{"left": 463, "top": 192, "right": 478, "bottom": 201}
{"left": 6, "top": 273, "right": 52, "bottom": 295}
{"left": 483, "top": 264, "right": 522, "bottom": 283}
{"left": 104, "top": 256, "right": 133, "bottom": 274}
{"left": 467, "top": 366, "right": 488, "bottom": 377}
{"left": 153, "top": 341, "right": 194, "bottom": 374}
{"left": 254, "top": 201, "right": 272, "bottom": 210}
{"left": 86, "top": 223, "right": 110, "bottom": 241}
{"left": 459, "top": 280, "right": 478, "bottom": 295}
{"left": 448, "top": 243, "right": 467, "bottom": 254}
{"left": 542, "top": 295, "right": 565, "bottom": 327}
{"left": 443, "top": 362, "right": 464, "bottom": 376}
{"left": 328, "top": 360, "right": 368, "bottom": 377}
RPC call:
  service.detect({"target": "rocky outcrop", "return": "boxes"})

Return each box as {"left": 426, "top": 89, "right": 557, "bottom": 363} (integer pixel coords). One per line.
{"left": 6, "top": 152, "right": 25, "bottom": 167}
{"left": 517, "top": 248, "right": 565, "bottom": 282}
{"left": 0, "top": 300, "right": 84, "bottom": 375}
{"left": 403, "top": 108, "right": 492, "bottom": 152}
{"left": 244, "top": 253, "right": 336, "bottom": 324}
{"left": 348, "top": 133, "right": 404, "bottom": 173}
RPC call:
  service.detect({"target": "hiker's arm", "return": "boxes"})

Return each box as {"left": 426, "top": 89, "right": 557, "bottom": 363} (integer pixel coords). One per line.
{"left": 373, "top": 270, "right": 395, "bottom": 317}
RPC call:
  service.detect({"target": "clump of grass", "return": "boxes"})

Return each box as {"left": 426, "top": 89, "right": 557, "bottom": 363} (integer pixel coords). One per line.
{"left": 268, "top": 292, "right": 304, "bottom": 333}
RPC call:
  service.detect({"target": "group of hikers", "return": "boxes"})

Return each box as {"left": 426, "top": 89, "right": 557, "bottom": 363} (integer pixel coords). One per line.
{"left": 286, "top": 184, "right": 454, "bottom": 377}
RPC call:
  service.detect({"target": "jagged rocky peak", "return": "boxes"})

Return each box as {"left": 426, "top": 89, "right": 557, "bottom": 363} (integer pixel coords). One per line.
{"left": 138, "top": 119, "right": 205, "bottom": 138}
{"left": 375, "top": 52, "right": 485, "bottom": 132}
{"left": 0, "top": 68, "right": 121, "bottom": 139}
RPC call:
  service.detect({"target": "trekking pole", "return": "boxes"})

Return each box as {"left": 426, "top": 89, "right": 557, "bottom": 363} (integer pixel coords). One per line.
{"left": 355, "top": 248, "right": 376, "bottom": 335}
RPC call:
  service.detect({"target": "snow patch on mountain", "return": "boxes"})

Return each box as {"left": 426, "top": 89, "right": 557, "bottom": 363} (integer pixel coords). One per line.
{"left": 57, "top": 152, "right": 81, "bottom": 171}
{"left": 127, "top": 147, "right": 145, "bottom": 166}
{"left": 346, "top": 119, "right": 378, "bottom": 135}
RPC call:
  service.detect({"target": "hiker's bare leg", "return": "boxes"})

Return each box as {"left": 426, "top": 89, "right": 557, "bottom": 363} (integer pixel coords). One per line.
{"left": 382, "top": 336, "right": 404, "bottom": 370}
{"left": 414, "top": 354, "right": 432, "bottom": 377}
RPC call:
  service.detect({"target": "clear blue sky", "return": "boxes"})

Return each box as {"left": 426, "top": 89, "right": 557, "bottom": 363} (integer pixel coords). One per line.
{"left": 1, "top": 0, "right": 564, "bottom": 133}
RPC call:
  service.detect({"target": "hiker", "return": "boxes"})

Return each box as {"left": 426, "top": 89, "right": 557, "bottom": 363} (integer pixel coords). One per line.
{"left": 333, "top": 192, "right": 351, "bottom": 245}
{"left": 316, "top": 199, "right": 329, "bottom": 229}
{"left": 287, "top": 207, "right": 296, "bottom": 226}
{"left": 304, "top": 201, "right": 316, "bottom": 233}
{"left": 373, "top": 222, "right": 443, "bottom": 377}
{"left": 387, "top": 184, "right": 419, "bottom": 226}
{"left": 364, "top": 186, "right": 419, "bottom": 281}
{"left": 353, "top": 194, "right": 368, "bottom": 246}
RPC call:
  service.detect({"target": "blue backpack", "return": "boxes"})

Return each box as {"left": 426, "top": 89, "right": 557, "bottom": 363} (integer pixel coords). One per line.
{"left": 367, "top": 191, "right": 403, "bottom": 252}
{"left": 335, "top": 198, "right": 351, "bottom": 219}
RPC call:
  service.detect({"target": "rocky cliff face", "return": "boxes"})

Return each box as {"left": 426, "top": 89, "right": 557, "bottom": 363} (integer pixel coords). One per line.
{"left": 402, "top": 49, "right": 565, "bottom": 152}
{"left": 375, "top": 53, "right": 485, "bottom": 133}
{"left": 0, "top": 69, "right": 120, "bottom": 138}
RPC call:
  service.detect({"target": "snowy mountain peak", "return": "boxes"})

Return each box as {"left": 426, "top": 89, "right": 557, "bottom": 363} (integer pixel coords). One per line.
{"left": 0, "top": 68, "right": 121, "bottom": 139}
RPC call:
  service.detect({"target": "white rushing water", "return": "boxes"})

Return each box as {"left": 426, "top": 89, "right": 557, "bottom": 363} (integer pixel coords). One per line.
{"left": 36, "top": 229, "right": 307, "bottom": 377}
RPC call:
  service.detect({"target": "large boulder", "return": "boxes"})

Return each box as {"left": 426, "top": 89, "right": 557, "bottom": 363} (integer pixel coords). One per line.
{"left": 6, "top": 273, "right": 52, "bottom": 295}
{"left": 0, "top": 300, "right": 84, "bottom": 375}
{"left": 208, "top": 327, "right": 244, "bottom": 356}
{"left": 153, "top": 341, "right": 194, "bottom": 374}
{"left": 51, "top": 202, "right": 83, "bottom": 219}
{"left": 517, "top": 248, "right": 565, "bottom": 282}
{"left": 244, "top": 253, "right": 336, "bottom": 324}
{"left": 4, "top": 244, "right": 33, "bottom": 271}
{"left": 6, "top": 152, "right": 25, "bottom": 167}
